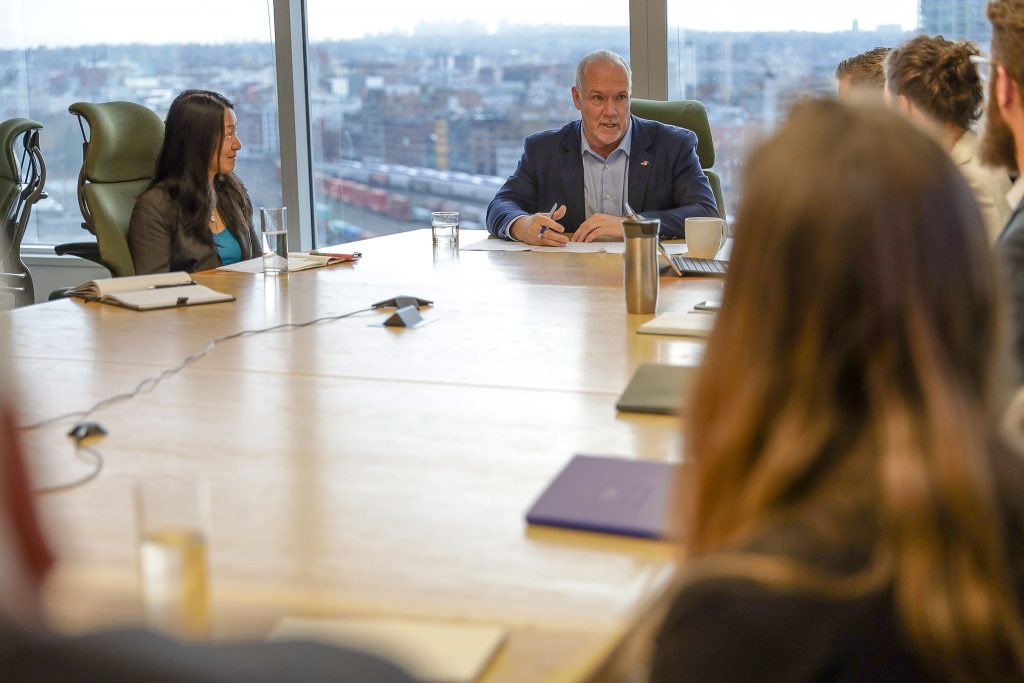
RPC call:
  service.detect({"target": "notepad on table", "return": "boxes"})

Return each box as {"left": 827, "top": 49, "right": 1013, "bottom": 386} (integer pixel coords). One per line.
{"left": 616, "top": 363, "right": 695, "bottom": 416}
{"left": 67, "top": 271, "right": 234, "bottom": 311}
{"left": 638, "top": 311, "right": 715, "bottom": 337}
{"left": 526, "top": 454, "right": 677, "bottom": 539}
{"left": 217, "top": 252, "right": 360, "bottom": 273}
{"left": 269, "top": 616, "right": 506, "bottom": 683}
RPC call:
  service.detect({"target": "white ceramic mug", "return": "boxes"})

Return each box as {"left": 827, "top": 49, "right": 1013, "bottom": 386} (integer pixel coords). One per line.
{"left": 685, "top": 217, "right": 728, "bottom": 259}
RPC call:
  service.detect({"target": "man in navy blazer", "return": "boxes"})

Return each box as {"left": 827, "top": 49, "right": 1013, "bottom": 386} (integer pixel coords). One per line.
{"left": 486, "top": 50, "right": 719, "bottom": 244}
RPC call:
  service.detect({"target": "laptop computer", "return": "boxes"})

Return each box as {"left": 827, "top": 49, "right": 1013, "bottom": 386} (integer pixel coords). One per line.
{"left": 623, "top": 202, "right": 729, "bottom": 277}
{"left": 658, "top": 240, "right": 730, "bottom": 277}
{"left": 525, "top": 454, "right": 677, "bottom": 539}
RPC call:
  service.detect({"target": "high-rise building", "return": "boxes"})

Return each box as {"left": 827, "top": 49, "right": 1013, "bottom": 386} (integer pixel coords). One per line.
{"left": 919, "top": 0, "right": 991, "bottom": 47}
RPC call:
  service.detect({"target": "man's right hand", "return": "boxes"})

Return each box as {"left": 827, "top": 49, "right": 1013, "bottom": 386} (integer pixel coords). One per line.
{"left": 510, "top": 205, "right": 568, "bottom": 246}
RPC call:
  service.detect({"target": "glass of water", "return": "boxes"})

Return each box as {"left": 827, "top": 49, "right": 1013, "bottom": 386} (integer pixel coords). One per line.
{"left": 135, "top": 478, "right": 211, "bottom": 639}
{"left": 431, "top": 211, "right": 459, "bottom": 245}
{"left": 260, "top": 206, "right": 289, "bottom": 275}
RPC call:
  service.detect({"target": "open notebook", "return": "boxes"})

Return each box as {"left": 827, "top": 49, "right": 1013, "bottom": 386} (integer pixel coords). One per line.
{"left": 67, "top": 271, "right": 234, "bottom": 311}
{"left": 217, "top": 252, "right": 361, "bottom": 273}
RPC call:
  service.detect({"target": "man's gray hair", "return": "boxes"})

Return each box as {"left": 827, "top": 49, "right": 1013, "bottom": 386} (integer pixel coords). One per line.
{"left": 574, "top": 50, "right": 632, "bottom": 93}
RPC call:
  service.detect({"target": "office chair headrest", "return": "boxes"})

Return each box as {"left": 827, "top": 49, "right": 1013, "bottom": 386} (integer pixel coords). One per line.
{"left": 629, "top": 99, "right": 716, "bottom": 169}
{"left": 0, "top": 118, "right": 43, "bottom": 184}
{"left": 69, "top": 101, "right": 164, "bottom": 185}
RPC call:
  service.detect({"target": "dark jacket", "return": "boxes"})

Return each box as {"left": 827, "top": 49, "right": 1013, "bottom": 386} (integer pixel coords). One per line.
{"left": 997, "top": 197, "right": 1024, "bottom": 377}
{"left": 485, "top": 115, "right": 719, "bottom": 240}
{"left": 128, "top": 184, "right": 261, "bottom": 275}
{"left": 0, "top": 620, "right": 414, "bottom": 682}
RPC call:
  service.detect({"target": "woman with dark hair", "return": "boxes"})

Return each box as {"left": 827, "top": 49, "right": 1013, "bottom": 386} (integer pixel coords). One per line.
{"left": 128, "top": 90, "right": 261, "bottom": 274}
{"left": 886, "top": 35, "right": 1012, "bottom": 242}
{"left": 649, "top": 101, "right": 1024, "bottom": 680}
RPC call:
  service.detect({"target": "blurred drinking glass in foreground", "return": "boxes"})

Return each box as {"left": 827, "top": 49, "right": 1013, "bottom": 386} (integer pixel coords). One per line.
{"left": 135, "top": 477, "right": 211, "bottom": 639}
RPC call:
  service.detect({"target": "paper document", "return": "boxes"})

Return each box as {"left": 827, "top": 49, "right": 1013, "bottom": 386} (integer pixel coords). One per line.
{"left": 638, "top": 311, "right": 716, "bottom": 338}
{"left": 460, "top": 238, "right": 643, "bottom": 254}
{"left": 270, "top": 616, "right": 506, "bottom": 683}
{"left": 67, "top": 271, "right": 234, "bottom": 311}
{"left": 218, "top": 252, "right": 359, "bottom": 273}
{"left": 532, "top": 242, "right": 609, "bottom": 253}
{"left": 458, "top": 239, "right": 532, "bottom": 252}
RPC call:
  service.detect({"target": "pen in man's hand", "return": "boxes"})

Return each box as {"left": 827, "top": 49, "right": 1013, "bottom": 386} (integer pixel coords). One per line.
{"left": 538, "top": 202, "right": 559, "bottom": 238}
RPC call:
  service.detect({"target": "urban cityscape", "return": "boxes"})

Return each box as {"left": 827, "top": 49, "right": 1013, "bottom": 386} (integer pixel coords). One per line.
{"left": 0, "top": 0, "right": 989, "bottom": 247}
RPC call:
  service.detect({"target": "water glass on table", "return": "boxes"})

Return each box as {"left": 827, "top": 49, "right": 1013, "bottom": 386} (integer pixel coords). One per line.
{"left": 260, "top": 206, "right": 289, "bottom": 275}
{"left": 135, "top": 477, "right": 212, "bottom": 639}
{"left": 431, "top": 211, "right": 459, "bottom": 245}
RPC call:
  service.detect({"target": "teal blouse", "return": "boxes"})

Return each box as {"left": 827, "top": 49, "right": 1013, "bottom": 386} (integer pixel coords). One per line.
{"left": 213, "top": 228, "right": 243, "bottom": 265}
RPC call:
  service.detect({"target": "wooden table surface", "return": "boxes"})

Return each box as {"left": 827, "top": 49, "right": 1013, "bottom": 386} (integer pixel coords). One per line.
{"left": 7, "top": 230, "right": 723, "bottom": 681}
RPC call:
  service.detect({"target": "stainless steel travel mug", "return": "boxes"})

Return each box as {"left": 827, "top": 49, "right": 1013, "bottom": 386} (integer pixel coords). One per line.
{"left": 623, "top": 217, "right": 660, "bottom": 314}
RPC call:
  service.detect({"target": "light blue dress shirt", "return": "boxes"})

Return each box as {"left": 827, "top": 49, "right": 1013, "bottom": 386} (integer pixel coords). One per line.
{"left": 500, "top": 121, "right": 632, "bottom": 240}
{"left": 581, "top": 124, "right": 631, "bottom": 220}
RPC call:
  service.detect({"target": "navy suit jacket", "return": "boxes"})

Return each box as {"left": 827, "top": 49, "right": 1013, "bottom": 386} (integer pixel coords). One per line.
{"left": 486, "top": 115, "right": 719, "bottom": 240}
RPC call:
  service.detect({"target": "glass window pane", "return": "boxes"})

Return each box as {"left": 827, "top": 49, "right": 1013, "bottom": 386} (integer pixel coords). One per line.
{"left": 667, "top": 1, "right": 991, "bottom": 217}
{"left": 305, "top": 3, "right": 628, "bottom": 244}
{"left": 1, "top": 0, "right": 281, "bottom": 248}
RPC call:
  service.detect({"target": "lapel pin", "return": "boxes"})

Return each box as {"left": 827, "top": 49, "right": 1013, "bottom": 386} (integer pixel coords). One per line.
{"left": 641, "top": 160, "right": 650, "bottom": 166}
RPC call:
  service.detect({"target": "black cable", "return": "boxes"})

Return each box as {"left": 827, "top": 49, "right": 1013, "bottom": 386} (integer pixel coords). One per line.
{"left": 33, "top": 443, "right": 104, "bottom": 495}
{"left": 20, "top": 305, "right": 377, "bottom": 432}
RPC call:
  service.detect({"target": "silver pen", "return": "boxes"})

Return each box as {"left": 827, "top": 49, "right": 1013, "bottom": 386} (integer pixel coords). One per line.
{"left": 538, "top": 202, "right": 559, "bottom": 238}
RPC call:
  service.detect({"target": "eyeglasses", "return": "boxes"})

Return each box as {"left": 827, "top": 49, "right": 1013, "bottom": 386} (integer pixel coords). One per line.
{"left": 970, "top": 53, "right": 1002, "bottom": 87}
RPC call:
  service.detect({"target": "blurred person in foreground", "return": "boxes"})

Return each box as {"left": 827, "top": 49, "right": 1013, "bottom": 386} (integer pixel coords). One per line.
{"left": 835, "top": 47, "right": 890, "bottom": 101}
{"left": 649, "top": 100, "right": 1024, "bottom": 681}
{"left": 129, "top": 89, "right": 262, "bottom": 274}
{"left": 984, "top": 0, "right": 1024, "bottom": 372}
{"left": 486, "top": 49, "right": 718, "bottom": 245}
{"left": 0, "top": 361, "right": 411, "bottom": 680}
{"left": 886, "top": 35, "right": 1012, "bottom": 242}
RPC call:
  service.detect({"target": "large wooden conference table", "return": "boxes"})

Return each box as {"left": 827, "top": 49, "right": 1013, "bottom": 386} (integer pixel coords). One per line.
{"left": 7, "top": 230, "right": 724, "bottom": 681}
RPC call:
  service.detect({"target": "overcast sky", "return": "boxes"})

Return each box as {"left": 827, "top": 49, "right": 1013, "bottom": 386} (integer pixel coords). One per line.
{"left": 3, "top": 0, "right": 919, "bottom": 49}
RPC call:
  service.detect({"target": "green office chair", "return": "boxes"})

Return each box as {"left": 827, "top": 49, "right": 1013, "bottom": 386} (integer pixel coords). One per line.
{"left": 55, "top": 101, "right": 165, "bottom": 278}
{"left": 0, "top": 118, "right": 45, "bottom": 307}
{"left": 630, "top": 98, "right": 726, "bottom": 219}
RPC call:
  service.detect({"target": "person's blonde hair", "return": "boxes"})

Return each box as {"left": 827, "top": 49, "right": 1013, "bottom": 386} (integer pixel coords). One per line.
{"left": 835, "top": 46, "right": 890, "bottom": 89}
{"left": 681, "top": 99, "right": 1024, "bottom": 679}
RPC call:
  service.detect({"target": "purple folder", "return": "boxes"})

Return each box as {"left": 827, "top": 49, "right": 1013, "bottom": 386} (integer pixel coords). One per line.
{"left": 525, "top": 454, "right": 677, "bottom": 539}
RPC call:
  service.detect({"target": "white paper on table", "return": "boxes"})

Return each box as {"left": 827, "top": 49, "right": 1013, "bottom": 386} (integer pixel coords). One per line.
{"left": 269, "top": 616, "right": 507, "bottom": 683}
{"left": 531, "top": 242, "right": 611, "bottom": 253}
{"left": 638, "top": 311, "right": 716, "bottom": 338}
{"left": 661, "top": 243, "right": 689, "bottom": 255}
{"left": 458, "top": 238, "right": 533, "bottom": 252}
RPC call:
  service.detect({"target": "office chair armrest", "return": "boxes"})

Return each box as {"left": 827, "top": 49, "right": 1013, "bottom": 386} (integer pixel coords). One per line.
{"left": 53, "top": 241, "right": 101, "bottom": 264}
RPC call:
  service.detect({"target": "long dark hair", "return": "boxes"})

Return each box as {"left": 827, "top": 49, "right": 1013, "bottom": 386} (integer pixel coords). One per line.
{"left": 682, "top": 100, "right": 1024, "bottom": 679}
{"left": 150, "top": 89, "right": 252, "bottom": 244}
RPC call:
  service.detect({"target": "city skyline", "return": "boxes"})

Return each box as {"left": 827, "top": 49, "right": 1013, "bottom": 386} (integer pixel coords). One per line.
{"left": 3, "top": 0, "right": 920, "bottom": 49}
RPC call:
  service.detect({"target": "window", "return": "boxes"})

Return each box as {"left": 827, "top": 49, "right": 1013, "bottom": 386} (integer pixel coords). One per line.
{"left": 0, "top": 0, "right": 282, "bottom": 247}
{"left": 667, "top": 1, "right": 931, "bottom": 216}
{"left": 305, "top": 2, "right": 629, "bottom": 244}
